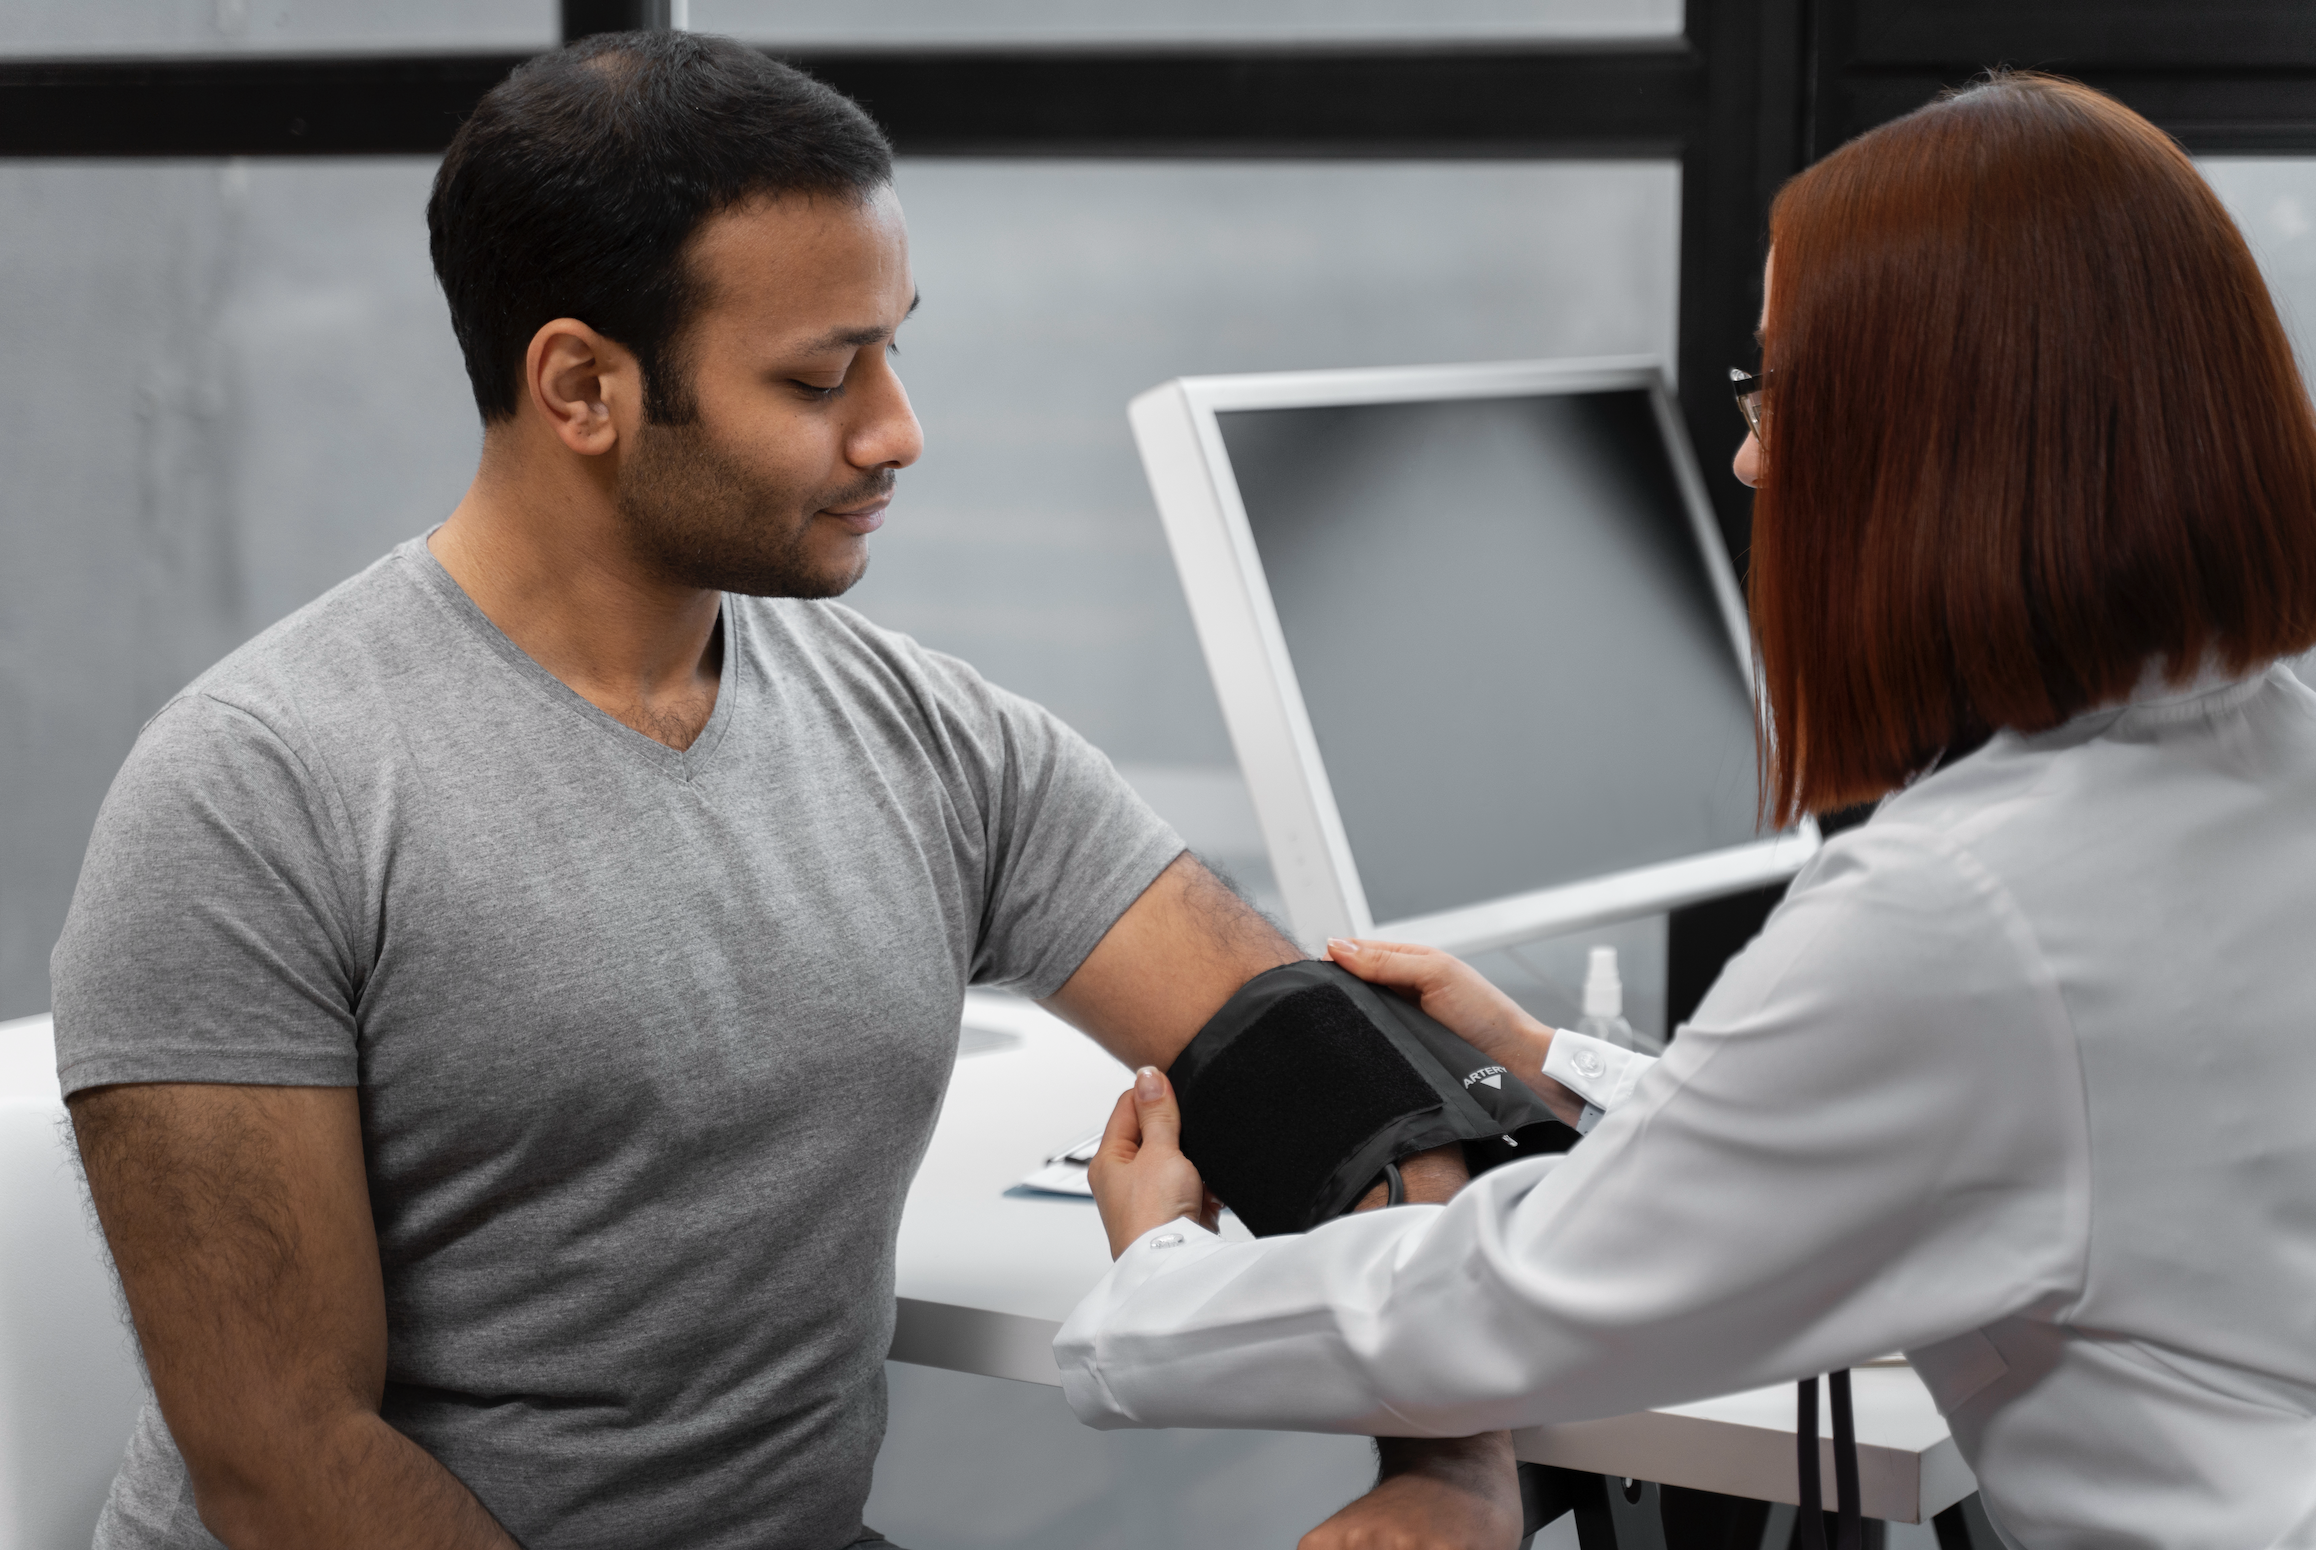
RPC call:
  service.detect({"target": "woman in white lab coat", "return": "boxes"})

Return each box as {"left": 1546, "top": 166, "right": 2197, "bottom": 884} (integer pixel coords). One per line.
{"left": 1059, "top": 72, "right": 2316, "bottom": 1550}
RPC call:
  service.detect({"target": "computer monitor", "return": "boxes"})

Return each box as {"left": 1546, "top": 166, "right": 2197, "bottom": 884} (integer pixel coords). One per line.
{"left": 1130, "top": 357, "right": 1818, "bottom": 955}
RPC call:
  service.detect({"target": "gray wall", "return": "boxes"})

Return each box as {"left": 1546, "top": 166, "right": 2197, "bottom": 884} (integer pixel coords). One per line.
{"left": 0, "top": 159, "right": 480, "bottom": 1019}
{"left": 2206, "top": 159, "right": 2316, "bottom": 690}
{"left": 2208, "top": 158, "right": 2316, "bottom": 379}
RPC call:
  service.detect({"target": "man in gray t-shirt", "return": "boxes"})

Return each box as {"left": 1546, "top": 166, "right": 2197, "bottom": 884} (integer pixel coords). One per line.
{"left": 56, "top": 541, "right": 1181, "bottom": 1549}
{"left": 51, "top": 31, "right": 1502, "bottom": 1550}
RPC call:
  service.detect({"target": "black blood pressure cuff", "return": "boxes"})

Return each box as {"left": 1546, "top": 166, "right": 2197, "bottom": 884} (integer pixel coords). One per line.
{"left": 1168, "top": 960, "right": 1570, "bottom": 1237}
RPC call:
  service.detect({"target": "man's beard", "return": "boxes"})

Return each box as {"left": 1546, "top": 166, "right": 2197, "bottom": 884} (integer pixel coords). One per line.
{"left": 612, "top": 416, "right": 890, "bottom": 599}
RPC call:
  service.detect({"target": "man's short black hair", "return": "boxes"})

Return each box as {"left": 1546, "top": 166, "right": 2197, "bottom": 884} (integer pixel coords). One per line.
{"left": 429, "top": 31, "right": 894, "bottom": 425}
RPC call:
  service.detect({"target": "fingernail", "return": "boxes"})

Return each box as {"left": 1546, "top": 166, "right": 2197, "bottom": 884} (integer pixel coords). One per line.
{"left": 1327, "top": 938, "right": 1358, "bottom": 959}
{"left": 1135, "top": 1066, "right": 1163, "bottom": 1102}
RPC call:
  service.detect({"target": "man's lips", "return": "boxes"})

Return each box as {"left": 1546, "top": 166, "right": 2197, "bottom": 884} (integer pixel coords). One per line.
{"left": 822, "top": 497, "right": 889, "bottom": 535}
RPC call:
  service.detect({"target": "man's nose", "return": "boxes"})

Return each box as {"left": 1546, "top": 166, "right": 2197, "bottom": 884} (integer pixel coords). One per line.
{"left": 854, "top": 370, "right": 924, "bottom": 470}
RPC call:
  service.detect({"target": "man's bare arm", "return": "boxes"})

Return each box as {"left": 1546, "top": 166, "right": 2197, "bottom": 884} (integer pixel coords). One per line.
{"left": 1039, "top": 851, "right": 1301, "bottom": 1071}
{"left": 69, "top": 1082, "right": 517, "bottom": 1550}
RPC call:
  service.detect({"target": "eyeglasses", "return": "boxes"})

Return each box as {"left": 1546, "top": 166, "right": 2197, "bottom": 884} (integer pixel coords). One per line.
{"left": 1729, "top": 366, "right": 1766, "bottom": 442}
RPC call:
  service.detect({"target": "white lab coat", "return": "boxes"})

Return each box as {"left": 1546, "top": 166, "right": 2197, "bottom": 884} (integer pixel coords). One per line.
{"left": 1057, "top": 663, "right": 2316, "bottom": 1549}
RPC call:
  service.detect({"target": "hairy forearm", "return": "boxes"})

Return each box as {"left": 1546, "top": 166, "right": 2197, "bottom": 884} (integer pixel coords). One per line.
{"left": 71, "top": 1083, "right": 512, "bottom": 1550}
{"left": 1301, "top": 1430, "right": 1523, "bottom": 1549}
{"left": 1376, "top": 1430, "right": 1516, "bottom": 1485}
{"left": 197, "top": 1409, "right": 517, "bottom": 1550}
{"left": 1367, "top": 1408, "right": 1520, "bottom": 1540}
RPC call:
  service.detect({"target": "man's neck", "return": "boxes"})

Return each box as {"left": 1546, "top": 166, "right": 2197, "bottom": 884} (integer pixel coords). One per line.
{"left": 429, "top": 451, "right": 724, "bottom": 753}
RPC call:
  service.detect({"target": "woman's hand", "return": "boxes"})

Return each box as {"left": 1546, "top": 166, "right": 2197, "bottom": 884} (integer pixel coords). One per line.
{"left": 1298, "top": 1433, "right": 1526, "bottom": 1550}
{"left": 1087, "top": 1066, "right": 1221, "bottom": 1259}
{"left": 1327, "top": 938, "right": 1581, "bottom": 1129}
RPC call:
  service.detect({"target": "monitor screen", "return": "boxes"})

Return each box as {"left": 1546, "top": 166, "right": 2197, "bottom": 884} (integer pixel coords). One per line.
{"left": 1216, "top": 388, "right": 1765, "bottom": 925}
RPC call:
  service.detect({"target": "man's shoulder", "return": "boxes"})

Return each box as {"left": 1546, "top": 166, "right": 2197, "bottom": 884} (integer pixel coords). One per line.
{"left": 168, "top": 538, "right": 451, "bottom": 745}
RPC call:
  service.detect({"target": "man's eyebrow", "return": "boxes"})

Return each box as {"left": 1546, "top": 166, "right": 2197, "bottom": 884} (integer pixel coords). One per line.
{"left": 797, "top": 293, "right": 922, "bottom": 355}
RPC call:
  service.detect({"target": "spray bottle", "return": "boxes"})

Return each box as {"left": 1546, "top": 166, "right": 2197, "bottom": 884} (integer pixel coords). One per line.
{"left": 1575, "top": 945, "right": 1664, "bottom": 1055}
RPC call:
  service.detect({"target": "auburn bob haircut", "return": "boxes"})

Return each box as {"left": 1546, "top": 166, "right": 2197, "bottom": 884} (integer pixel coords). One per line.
{"left": 1750, "top": 72, "right": 2316, "bottom": 824}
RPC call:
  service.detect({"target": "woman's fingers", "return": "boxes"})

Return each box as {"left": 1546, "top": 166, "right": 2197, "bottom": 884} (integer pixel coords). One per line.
{"left": 1089, "top": 1066, "right": 1213, "bottom": 1258}
{"left": 1328, "top": 937, "right": 1552, "bottom": 1079}
{"left": 1131, "top": 1064, "right": 1183, "bottom": 1152}
{"left": 1095, "top": 1084, "right": 1141, "bottom": 1163}
{"left": 1326, "top": 936, "right": 1451, "bottom": 992}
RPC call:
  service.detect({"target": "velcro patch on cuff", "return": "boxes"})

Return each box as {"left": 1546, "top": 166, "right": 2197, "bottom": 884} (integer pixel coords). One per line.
{"left": 1169, "top": 960, "right": 1571, "bottom": 1235}
{"left": 1173, "top": 978, "right": 1441, "bottom": 1237}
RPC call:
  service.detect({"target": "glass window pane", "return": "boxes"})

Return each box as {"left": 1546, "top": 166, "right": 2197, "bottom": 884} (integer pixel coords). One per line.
{"left": 2202, "top": 156, "right": 2316, "bottom": 688}
{"left": 686, "top": 0, "right": 1683, "bottom": 48}
{"left": 2204, "top": 156, "right": 2316, "bottom": 387}
{"left": 0, "top": 0, "right": 556, "bottom": 56}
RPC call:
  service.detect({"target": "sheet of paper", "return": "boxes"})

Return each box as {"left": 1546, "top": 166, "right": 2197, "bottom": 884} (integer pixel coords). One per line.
{"left": 1016, "top": 1131, "right": 1101, "bottom": 1197}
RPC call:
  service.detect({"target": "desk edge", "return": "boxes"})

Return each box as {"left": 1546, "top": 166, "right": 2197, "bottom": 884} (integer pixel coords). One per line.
{"left": 889, "top": 1296, "right": 1064, "bottom": 1388}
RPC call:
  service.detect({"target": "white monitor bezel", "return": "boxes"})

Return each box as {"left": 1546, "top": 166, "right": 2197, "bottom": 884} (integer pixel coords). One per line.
{"left": 1129, "top": 355, "right": 1819, "bottom": 955}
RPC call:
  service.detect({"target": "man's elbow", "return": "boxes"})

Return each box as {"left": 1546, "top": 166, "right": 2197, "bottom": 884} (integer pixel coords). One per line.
{"left": 180, "top": 1409, "right": 362, "bottom": 1550}
{"left": 188, "top": 1466, "right": 297, "bottom": 1550}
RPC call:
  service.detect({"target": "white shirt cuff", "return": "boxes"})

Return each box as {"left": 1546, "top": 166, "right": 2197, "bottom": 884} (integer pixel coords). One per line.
{"left": 1055, "top": 1216, "right": 1233, "bottom": 1425}
{"left": 1543, "top": 1028, "right": 1657, "bottom": 1113}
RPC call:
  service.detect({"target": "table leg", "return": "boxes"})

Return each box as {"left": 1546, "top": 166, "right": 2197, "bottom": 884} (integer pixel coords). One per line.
{"left": 1521, "top": 1470, "right": 1937, "bottom": 1550}
{"left": 1779, "top": 1512, "right": 1885, "bottom": 1548}
{"left": 1604, "top": 1477, "right": 1670, "bottom": 1549}
{"left": 1518, "top": 1464, "right": 1617, "bottom": 1548}
{"left": 1932, "top": 1495, "right": 2006, "bottom": 1550}
{"left": 1660, "top": 1482, "right": 1772, "bottom": 1547}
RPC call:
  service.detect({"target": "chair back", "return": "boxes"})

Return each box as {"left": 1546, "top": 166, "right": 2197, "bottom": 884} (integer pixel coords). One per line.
{"left": 0, "top": 1015, "right": 147, "bottom": 1550}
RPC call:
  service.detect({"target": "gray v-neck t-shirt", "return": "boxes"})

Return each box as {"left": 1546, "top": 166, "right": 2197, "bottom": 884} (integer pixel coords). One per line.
{"left": 52, "top": 537, "right": 1181, "bottom": 1549}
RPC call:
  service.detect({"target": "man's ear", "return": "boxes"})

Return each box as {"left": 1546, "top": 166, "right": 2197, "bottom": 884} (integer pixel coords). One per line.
{"left": 523, "top": 318, "right": 640, "bottom": 457}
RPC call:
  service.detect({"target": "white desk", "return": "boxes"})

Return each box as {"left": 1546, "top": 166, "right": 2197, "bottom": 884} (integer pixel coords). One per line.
{"left": 894, "top": 994, "right": 1977, "bottom": 1527}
